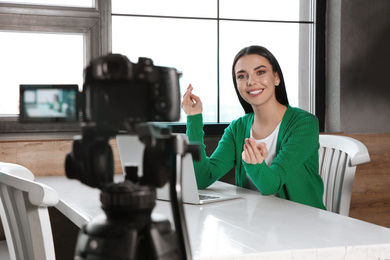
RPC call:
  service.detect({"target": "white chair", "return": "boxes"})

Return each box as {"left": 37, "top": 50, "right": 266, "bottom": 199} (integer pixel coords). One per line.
{"left": 319, "top": 135, "right": 370, "bottom": 216}
{"left": 0, "top": 162, "right": 59, "bottom": 260}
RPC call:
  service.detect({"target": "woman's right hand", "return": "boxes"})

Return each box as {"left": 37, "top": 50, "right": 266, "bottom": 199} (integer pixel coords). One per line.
{"left": 181, "top": 84, "right": 203, "bottom": 115}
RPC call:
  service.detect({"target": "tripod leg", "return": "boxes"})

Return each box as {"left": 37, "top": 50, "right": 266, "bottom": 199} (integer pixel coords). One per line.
{"left": 169, "top": 136, "right": 192, "bottom": 260}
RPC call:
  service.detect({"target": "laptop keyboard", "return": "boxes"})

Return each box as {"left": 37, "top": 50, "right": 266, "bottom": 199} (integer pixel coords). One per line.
{"left": 199, "top": 194, "right": 220, "bottom": 201}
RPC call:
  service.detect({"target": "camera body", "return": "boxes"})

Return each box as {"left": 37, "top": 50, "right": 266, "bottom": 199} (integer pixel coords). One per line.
{"left": 66, "top": 54, "right": 182, "bottom": 188}
{"left": 82, "top": 54, "right": 181, "bottom": 133}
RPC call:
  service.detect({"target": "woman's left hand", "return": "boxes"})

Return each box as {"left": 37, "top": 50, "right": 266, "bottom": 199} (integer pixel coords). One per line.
{"left": 242, "top": 138, "right": 268, "bottom": 164}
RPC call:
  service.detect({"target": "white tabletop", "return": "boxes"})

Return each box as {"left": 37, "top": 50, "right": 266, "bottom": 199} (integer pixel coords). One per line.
{"left": 37, "top": 175, "right": 390, "bottom": 260}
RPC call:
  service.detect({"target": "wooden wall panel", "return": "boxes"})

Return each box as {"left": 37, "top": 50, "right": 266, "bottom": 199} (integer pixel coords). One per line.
{"left": 1, "top": 132, "right": 389, "bottom": 229}
{"left": 343, "top": 133, "right": 390, "bottom": 228}
{"left": 0, "top": 139, "right": 122, "bottom": 176}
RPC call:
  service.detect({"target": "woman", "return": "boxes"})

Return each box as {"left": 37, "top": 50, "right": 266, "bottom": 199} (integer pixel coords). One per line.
{"left": 181, "top": 45, "right": 326, "bottom": 210}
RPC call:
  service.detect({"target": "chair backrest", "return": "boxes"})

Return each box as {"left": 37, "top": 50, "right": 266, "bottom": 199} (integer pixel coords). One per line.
{"left": 319, "top": 135, "right": 370, "bottom": 216}
{"left": 0, "top": 163, "right": 59, "bottom": 260}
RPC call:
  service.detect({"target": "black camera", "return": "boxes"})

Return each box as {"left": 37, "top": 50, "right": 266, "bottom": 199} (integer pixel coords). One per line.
{"left": 82, "top": 54, "right": 181, "bottom": 134}
{"left": 66, "top": 54, "right": 183, "bottom": 188}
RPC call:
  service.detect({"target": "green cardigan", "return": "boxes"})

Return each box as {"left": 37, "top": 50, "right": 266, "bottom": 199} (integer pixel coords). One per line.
{"left": 186, "top": 105, "right": 326, "bottom": 210}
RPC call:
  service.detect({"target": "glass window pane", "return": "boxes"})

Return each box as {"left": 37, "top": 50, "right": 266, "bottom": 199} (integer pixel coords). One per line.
{"left": 219, "top": 21, "right": 302, "bottom": 122}
{"left": 0, "top": 0, "right": 94, "bottom": 7}
{"left": 220, "top": 0, "right": 312, "bottom": 22}
{"left": 0, "top": 32, "right": 84, "bottom": 115}
{"left": 112, "top": 16, "right": 218, "bottom": 122}
{"left": 112, "top": 0, "right": 217, "bottom": 18}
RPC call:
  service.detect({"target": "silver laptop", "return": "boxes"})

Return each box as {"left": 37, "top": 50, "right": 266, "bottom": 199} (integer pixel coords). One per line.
{"left": 116, "top": 134, "right": 240, "bottom": 204}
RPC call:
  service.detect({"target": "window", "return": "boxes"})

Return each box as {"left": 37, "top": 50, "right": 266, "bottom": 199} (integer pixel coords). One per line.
{"left": 0, "top": 0, "right": 323, "bottom": 134}
{"left": 112, "top": 0, "right": 316, "bottom": 123}
{"left": 0, "top": 0, "right": 110, "bottom": 133}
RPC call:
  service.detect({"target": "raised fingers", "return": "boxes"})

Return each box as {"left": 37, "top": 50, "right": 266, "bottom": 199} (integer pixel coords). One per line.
{"left": 181, "top": 84, "right": 203, "bottom": 115}
{"left": 242, "top": 138, "right": 265, "bottom": 164}
{"left": 257, "top": 142, "right": 268, "bottom": 159}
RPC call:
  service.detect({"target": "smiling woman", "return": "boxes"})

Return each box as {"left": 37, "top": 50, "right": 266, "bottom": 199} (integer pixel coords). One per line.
{"left": 232, "top": 46, "right": 289, "bottom": 115}
{"left": 234, "top": 55, "right": 281, "bottom": 113}
{"left": 182, "top": 45, "right": 326, "bottom": 210}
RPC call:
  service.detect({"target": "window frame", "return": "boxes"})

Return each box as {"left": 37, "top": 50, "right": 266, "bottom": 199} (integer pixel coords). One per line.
{"left": 0, "top": 0, "right": 326, "bottom": 137}
{"left": 0, "top": 0, "right": 111, "bottom": 134}
{"left": 110, "top": 0, "right": 324, "bottom": 134}
{"left": 315, "top": 0, "right": 326, "bottom": 132}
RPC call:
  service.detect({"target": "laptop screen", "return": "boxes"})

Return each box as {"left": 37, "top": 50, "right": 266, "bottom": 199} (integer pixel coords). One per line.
{"left": 19, "top": 84, "right": 79, "bottom": 122}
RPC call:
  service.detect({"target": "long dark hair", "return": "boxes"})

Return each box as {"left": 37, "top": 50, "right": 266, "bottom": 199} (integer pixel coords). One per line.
{"left": 232, "top": 45, "right": 289, "bottom": 114}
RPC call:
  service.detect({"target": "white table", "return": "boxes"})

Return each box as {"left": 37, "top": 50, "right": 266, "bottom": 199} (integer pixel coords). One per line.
{"left": 37, "top": 176, "right": 390, "bottom": 260}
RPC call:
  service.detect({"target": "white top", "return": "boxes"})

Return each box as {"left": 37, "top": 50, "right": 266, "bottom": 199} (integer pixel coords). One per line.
{"left": 36, "top": 176, "right": 390, "bottom": 260}
{"left": 246, "top": 122, "right": 280, "bottom": 191}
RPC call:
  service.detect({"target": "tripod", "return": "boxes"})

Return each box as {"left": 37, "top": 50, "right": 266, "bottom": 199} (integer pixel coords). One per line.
{"left": 67, "top": 124, "right": 198, "bottom": 259}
